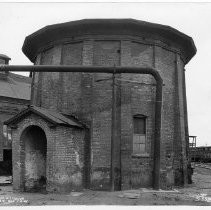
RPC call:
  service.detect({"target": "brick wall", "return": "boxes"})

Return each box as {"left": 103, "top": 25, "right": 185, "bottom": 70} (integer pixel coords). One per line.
{"left": 12, "top": 114, "right": 85, "bottom": 193}
{"left": 31, "top": 34, "right": 189, "bottom": 190}
{"left": 154, "top": 46, "right": 177, "bottom": 188}
{"left": 120, "top": 42, "right": 155, "bottom": 189}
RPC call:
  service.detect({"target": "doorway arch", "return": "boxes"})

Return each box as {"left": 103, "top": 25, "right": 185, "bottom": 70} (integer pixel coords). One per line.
{"left": 20, "top": 125, "right": 47, "bottom": 191}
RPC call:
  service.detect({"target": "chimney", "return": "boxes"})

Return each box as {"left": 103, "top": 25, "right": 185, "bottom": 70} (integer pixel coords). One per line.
{"left": 0, "top": 54, "right": 11, "bottom": 65}
{"left": 0, "top": 54, "right": 11, "bottom": 78}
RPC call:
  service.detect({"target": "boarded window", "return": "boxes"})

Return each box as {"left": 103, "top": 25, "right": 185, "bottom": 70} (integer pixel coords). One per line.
{"left": 133, "top": 116, "right": 147, "bottom": 154}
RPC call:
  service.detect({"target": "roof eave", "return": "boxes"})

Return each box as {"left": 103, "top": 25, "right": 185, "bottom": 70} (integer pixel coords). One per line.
{"left": 4, "top": 106, "right": 84, "bottom": 129}
{"left": 22, "top": 19, "right": 197, "bottom": 64}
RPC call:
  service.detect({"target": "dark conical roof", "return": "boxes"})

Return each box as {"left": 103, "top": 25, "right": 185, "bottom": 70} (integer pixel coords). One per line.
{"left": 22, "top": 19, "right": 196, "bottom": 64}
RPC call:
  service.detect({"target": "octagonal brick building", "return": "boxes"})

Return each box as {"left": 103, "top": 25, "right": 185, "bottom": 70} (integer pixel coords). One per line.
{"left": 6, "top": 19, "right": 196, "bottom": 193}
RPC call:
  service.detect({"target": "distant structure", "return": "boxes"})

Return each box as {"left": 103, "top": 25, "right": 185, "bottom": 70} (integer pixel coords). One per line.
{"left": 189, "top": 135, "right": 197, "bottom": 148}
{"left": 189, "top": 146, "right": 211, "bottom": 163}
{"left": 0, "top": 54, "right": 31, "bottom": 175}
{"left": 5, "top": 19, "right": 196, "bottom": 192}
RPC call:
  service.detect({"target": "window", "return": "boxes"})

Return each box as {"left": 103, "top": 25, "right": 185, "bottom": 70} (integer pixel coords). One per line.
{"left": 133, "top": 115, "right": 147, "bottom": 154}
{"left": 3, "top": 125, "right": 12, "bottom": 144}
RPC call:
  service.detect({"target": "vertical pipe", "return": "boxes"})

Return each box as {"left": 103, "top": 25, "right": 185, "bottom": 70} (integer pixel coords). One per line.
{"left": 37, "top": 54, "right": 43, "bottom": 107}
{"left": 183, "top": 69, "right": 189, "bottom": 158}
{"left": 153, "top": 78, "right": 162, "bottom": 189}
{"left": 175, "top": 54, "right": 188, "bottom": 185}
{"left": 152, "top": 45, "right": 162, "bottom": 190}
{"left": 30, "top": 71, "right": 35, "bottom": 105}
{"left": 110, "top": 71, "right": 116, "bottom": 191}
{"left": 2, "top": 65, "right": 163, "bottom": 190}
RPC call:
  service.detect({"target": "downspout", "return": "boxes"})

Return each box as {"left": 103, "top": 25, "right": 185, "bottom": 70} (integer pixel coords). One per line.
{"left": 0, "top": 65, "right": 163, "bottom": 190}
{"left": 183, "top": 68, "right": 191, "bottom": 183}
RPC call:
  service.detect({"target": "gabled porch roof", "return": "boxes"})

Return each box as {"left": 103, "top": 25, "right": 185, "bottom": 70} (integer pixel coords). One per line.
{"left": 4, "top": 105, "right": 85, "bottom": 129}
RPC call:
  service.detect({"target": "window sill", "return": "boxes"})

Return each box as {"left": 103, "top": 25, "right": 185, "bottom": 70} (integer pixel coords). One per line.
{"left": 132, "top": 153, "right": 150, "bottom": 158}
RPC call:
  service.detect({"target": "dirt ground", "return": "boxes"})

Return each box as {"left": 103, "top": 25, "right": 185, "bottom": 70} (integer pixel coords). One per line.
{"left": 0, "top": 163, "right": 211, "bottom": 206}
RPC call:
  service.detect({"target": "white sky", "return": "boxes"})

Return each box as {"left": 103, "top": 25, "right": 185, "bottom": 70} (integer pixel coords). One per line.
{"left": 0, "top": 1, "right": 211, "bottom": 146}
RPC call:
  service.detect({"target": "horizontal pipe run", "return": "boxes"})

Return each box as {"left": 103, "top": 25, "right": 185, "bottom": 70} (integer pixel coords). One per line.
{"left": 0, "top": 64, "right": 163, "bottom": 190}
{"left": 0, "top": 65, "right": 161, "bottom": 80}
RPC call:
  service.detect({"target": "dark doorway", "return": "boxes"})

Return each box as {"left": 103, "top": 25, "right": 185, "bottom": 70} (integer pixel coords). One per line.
{"left": 21, "top": 126, "right": 47, "bottom": 191}
{"left": 3, "top": 149, "right": 12, "bottom": 162}
{"left": 0, "top": 149, "right": 12, "bottom": 176}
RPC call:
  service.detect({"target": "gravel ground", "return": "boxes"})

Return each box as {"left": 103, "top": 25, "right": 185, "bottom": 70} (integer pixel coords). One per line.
{"left": 0, "top": 163, "right": 210, "bottom": 206}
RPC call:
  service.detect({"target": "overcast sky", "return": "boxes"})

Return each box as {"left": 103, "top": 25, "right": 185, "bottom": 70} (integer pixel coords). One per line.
{"left": 0, "top": 2, "right": 211, "bottom": 146}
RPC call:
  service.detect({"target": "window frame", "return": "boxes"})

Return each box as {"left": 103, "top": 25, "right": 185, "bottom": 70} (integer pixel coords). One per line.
{"left": 132, "top": 114, "right": 149, "bottom": 157}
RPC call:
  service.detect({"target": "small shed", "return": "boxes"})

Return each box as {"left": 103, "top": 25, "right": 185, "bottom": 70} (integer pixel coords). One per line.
{"left": 4, "top": 105, "right": 87, "bottom": 193}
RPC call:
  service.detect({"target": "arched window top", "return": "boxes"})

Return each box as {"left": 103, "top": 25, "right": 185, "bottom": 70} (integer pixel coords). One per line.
{"left": 133, "top": 114, "right": 147, "bottom": 119}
